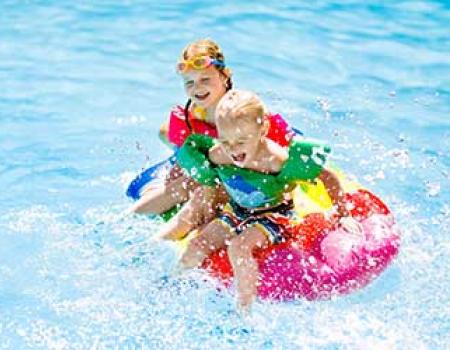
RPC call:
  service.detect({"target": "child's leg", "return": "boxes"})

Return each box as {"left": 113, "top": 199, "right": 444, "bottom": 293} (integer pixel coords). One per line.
{"left": 227, "top": 227, "right": 269, "bottom": 309}
{"left": 156, "top": 191, "right": 202, "bottom": 241}
{"left": 128, "top": 174, "right": 197, "bottom": 215}
{"left": 157, "top": 185, "right": 228, "bottom": 241}
{"left": 180, "top": 219, "right": 233, "bottom": 268}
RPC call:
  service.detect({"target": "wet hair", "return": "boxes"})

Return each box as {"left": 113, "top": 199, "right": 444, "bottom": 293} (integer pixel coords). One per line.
{"left": 180, "top": 39, "right": 233, "bottom": 130}
{"left": 216, "top": 90, "right": 268, "bottom": 125}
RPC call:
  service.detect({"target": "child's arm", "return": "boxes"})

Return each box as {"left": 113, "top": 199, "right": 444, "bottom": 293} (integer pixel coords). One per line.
{"left": 157, "top": 184, "right": 228, "bottom": 241}
{"left": 318, "top": 168, "right": 348, "bottom": 218}
{"left": 282, "top": 139, "right": 344, "bottom": 217}
{"left": 159, "top": 120, "right": 174, "bottom": 149}
{"left": 156, "top": 134, "right": 229, "bottom": 240}
{"left": 318, "top": 168, "right": 362, "bottom": 234}
{"left": 126, "top": 175, "right": 194, "bottom": 215}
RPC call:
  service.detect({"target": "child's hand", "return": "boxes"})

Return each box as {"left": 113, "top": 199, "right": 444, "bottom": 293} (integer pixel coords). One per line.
{"left": 164, "top": 164, "right": 186, "bottom": 184}
{"left": 335, "top": 197, "right": 349, "bottom": 218}
{"left": 338, "top": 216, "right": 363, "bottom": 237}
{"left": 331, "top": 197, "right": 363, "bottom": 236}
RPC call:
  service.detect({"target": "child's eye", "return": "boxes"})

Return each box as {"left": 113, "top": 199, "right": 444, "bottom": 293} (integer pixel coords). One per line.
{"left": 200, "top": 77, "right": 210, "bottom": 83}
{"left": 184, "top": 81, "right": 194, "bottom": 88}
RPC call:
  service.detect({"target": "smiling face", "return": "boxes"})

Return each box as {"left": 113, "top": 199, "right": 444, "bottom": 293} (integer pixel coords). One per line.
{"left": 217, "top": 116, "right": 265, "bottom": 167}
{"left": 215, "top": 90, "right": 268, "bottom": 167}
{"left": 181, "top": 66, "right": 227, "bottom": 110}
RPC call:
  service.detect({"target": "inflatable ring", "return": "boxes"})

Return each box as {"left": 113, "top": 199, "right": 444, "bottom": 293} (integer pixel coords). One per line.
{"left": 181, "top": 179, "right": 400, "bottom": 301}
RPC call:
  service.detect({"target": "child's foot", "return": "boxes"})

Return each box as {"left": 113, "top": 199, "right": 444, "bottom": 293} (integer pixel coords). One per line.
{"left": 236, "top": 293, "right": 255, "bottom": 315}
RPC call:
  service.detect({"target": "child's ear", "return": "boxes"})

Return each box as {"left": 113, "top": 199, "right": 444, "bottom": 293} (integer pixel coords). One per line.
{"left": 221, "top": 68, "right": 232, "bottom": 87}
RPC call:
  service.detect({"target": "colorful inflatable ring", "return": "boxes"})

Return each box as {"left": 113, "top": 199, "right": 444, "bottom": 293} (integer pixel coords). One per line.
{"left": 180, "top": 177, "right": 400, "bottom": 301}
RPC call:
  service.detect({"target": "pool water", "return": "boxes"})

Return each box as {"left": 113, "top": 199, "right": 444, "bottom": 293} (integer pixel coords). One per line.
{"left": 1, "top": 1, "right": 449, "bottom": 349}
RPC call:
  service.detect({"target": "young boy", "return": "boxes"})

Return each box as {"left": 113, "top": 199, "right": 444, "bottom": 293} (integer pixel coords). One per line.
{"left": 164, "top": 90, "right": 352, "bottom": 309}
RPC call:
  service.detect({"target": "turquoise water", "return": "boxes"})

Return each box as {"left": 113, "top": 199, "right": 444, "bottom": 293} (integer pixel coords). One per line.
{"left": 1, "top": 1, "right": 449, "bottom": 349}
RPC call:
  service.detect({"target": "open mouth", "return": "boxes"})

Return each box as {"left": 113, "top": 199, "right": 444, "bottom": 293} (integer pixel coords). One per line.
{"left": 195, "top": 92, "right": 210, "bottom": 101}
{"left": 231, "top": 153, "right": 246, "bottom": 163}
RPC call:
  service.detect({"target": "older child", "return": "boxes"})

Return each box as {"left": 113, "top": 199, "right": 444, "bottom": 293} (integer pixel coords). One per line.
{"left": 128, "top": 39, "right": 293, "bottom": 225}
{"left": 173, "top": 90, "right": 352, "bottom": 309}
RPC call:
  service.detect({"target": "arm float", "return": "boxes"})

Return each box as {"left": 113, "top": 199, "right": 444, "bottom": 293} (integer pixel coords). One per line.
{"left": 177, "top": 134, "right": 219, "bottom": 186}
{"left": 280, "top": 138, "right": 331, "bottom": 183}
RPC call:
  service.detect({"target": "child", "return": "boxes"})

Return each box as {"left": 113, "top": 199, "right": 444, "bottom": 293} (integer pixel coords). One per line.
{"left": 127, "top": 39, "right": 294, "bottom": 224}
{"left": 172, "top": 90, "right": 353, "bottom": 310}
{"left": 127, "top": 39, "right": 231, "bottom": 217}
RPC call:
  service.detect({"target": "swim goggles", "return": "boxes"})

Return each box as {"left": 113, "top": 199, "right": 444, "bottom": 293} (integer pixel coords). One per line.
{"left": 176, "top": 55, "right": 225, "bottom": 73}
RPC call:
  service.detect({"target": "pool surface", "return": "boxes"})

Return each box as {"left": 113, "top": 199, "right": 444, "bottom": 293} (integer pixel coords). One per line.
{"left": 0, "top": 1, "right": 449, "bottom": 349}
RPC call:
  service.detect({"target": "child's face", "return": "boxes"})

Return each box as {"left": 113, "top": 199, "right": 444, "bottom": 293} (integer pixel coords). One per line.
{"left": 181, "top": 66, "right": 227, "bottom": 110}
{"left": 217, "top": 115, "right": 265, "bottom": 167}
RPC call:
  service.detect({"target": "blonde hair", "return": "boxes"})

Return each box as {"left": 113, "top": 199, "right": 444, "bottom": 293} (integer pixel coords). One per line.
{"left": 180, "top": 38, "right": 232, "bottom": 82}
{"left": 182, "top": 39, "right": 224, "bottom": 65}
{"left": 216, "top": 90, "right": 268, "bottom": 124}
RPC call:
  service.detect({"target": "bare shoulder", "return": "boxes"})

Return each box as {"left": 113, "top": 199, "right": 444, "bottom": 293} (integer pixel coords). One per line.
{"left": 265, "top": 140, "right": 289, "bottom": 172}
{"left": 209, "top": 144, "right": 232, "bottom": 165}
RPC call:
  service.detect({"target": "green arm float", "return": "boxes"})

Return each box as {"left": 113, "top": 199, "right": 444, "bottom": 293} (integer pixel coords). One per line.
{"left": 280, "top": 138, "right": 331, "bottom": 183}
{"left": 177, "top": 134, "right": 220, "bottom": 186}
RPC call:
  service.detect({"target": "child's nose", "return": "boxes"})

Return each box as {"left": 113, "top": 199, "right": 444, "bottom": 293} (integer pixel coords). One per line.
{"left": 194, "top": 80, "right": 203, "bottom": 89}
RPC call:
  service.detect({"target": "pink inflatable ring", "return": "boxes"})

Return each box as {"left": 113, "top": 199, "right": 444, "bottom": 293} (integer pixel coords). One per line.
{"left": 200, "top": 189, "right": 400, "bottom": 301}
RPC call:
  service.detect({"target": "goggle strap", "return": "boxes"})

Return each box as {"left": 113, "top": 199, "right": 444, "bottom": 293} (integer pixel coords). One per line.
{"left": 212, "top": 59, "right": 225, "bottom": 68}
